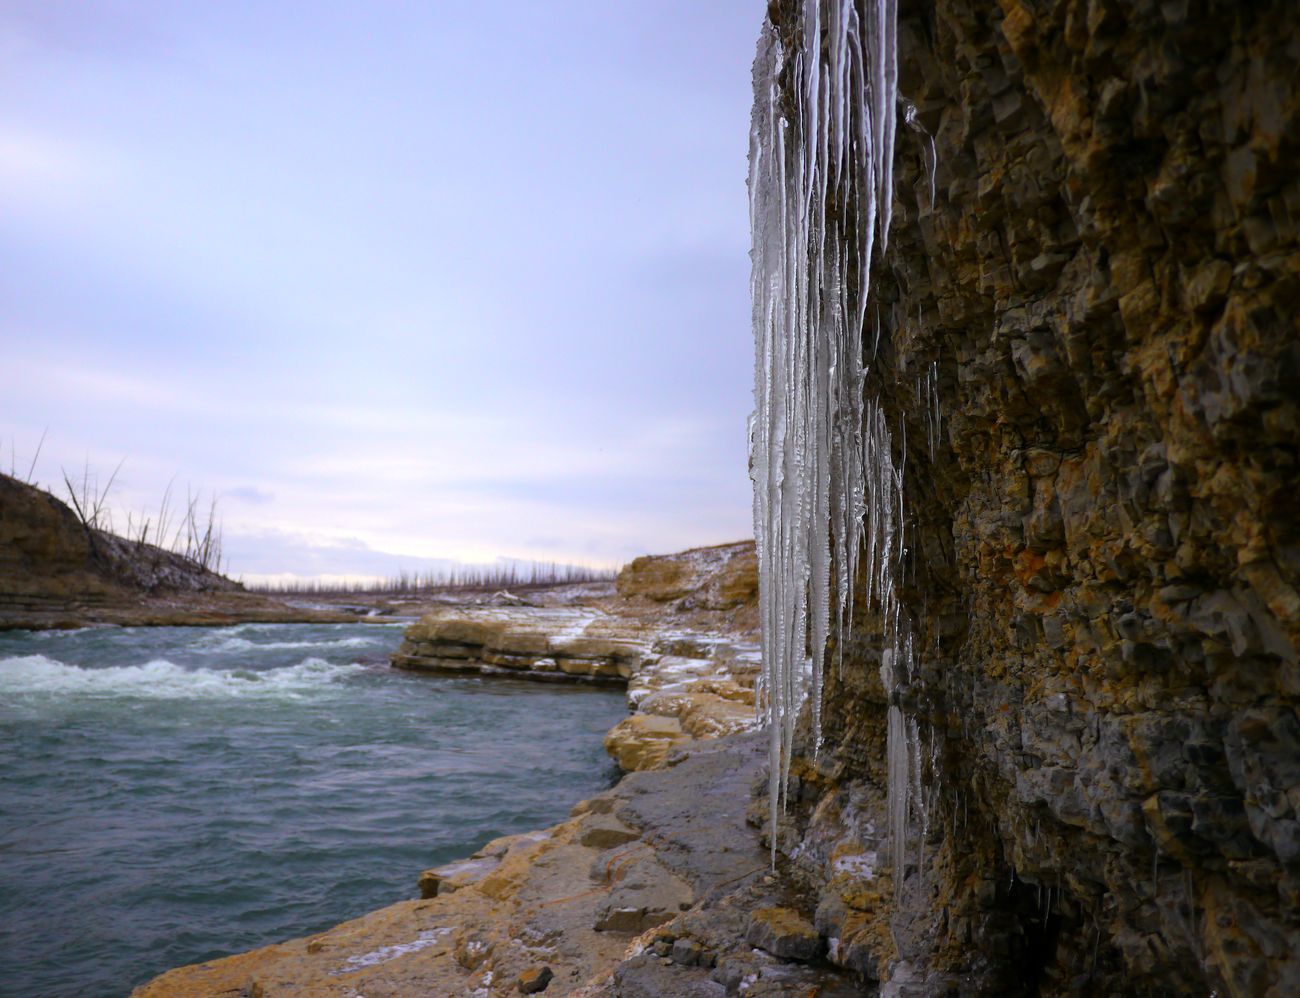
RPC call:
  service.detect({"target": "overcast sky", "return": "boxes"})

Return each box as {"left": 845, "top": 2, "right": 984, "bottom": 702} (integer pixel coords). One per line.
{"left": 1, "top": 2, "right": 761, "bottom": 582}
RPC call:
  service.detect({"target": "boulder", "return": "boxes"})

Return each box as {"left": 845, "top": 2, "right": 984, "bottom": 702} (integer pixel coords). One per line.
{"left": 615, "top": 541, "right": 757, "bottom": 608}
{"left": 604, "top": 714, "right": 690, "bottom": 772}
{"left": 745, "top": 907, "right": 823, "bottom": 962}
{"left": 517, "top": 965, "right": 553, "bottom": 993}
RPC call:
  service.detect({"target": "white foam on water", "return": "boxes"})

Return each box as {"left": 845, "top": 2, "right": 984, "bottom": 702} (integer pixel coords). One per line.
{"left": 27, "top": 627, "right": 94, "bottom": 639}
{"left": 196, "top": 634, "right": 378, "bottom": 654}
{"left": 0, "top": 654, "right": 368, "bottom": 699}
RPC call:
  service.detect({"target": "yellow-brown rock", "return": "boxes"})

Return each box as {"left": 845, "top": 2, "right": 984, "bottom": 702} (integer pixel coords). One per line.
{"left": 603, "top": 714, "right": 689, "bottom": 772}
{"left": 758, "top": 0, "right": 1300, "bottom": 993}
{"left": 517, "top": 964, "right": 553, "bottom": 993}
{"left": 0, "top": 473, "right": 322, "bottom": 630}
{"left": 615, "top": 553, "right": 694, "bottom": 601}
{"left": 745, "top": 907, "right": 823, "bottom": 962}
{"left": 614, "top": 541, "right": 757, "bottom": 610}
{"left": 393, "top": 606, "right": 641, "bottom": 685}
{"left": 134, "top": 736, "right": 785, "bottom": 997}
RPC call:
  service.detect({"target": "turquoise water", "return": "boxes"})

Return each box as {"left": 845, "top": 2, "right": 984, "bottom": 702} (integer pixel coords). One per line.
{"left": 0, "top": 623, "right": 626, "bottom": 997}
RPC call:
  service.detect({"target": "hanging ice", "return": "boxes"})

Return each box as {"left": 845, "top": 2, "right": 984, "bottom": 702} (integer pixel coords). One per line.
{"left": 748, "top": 0, "right": 918, "bottom": 879}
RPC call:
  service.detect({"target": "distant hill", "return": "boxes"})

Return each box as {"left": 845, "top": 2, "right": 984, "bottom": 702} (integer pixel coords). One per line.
{"left": 0, "top": 473, "right": 240, "bottom": 617}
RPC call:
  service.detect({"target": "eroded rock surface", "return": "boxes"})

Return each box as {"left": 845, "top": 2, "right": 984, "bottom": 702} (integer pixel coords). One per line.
{"left": 134, "top": 735, "right": 861, "bottom": 997}
{"left": 616, "top": 541, "right": 758, "bottom": 614}
{"left": 758, "top": 0, "right": 1300, "bottom": 994}
{"left": 393, "top": 605, "right": 640, "bottom": 683}
{"left": 393, "top": 543, "right": 763, "bottom": 774}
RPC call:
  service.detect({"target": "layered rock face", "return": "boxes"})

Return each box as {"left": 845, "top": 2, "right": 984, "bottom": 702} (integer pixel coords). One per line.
{"left": 392, "top": 544, "right": 764, "bottom": 774}
{"left": 616, "top": 541, "right": 759, "bottom": 614}
{"left": 0, "top": 474, "right": 103, "bottom": 590}
{"left": 767, "top": 1, "right": 1299, "bottom": 994}
{"left": 392, "top": 603, "right": 762, "bottom": 772}
{"left": 393, "top": 605, "right": 641, "bottom": 683}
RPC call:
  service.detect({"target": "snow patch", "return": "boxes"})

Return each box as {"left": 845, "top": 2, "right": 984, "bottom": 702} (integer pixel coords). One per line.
{"left": 335, "top": 928, "right": 451, "bottom": 973}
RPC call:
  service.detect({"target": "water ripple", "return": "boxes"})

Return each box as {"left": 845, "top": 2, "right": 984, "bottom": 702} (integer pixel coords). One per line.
{"left": 0, "top": 622, "right": 625, "bottom": 997}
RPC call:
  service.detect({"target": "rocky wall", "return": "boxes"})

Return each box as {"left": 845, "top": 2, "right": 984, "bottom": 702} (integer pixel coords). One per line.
{"left": 771, "top": 1, "right": 1299, "bottom": 994}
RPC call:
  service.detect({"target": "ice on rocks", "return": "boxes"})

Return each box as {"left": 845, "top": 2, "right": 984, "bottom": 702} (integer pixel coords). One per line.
{"left": 334, "top": 928, "right": 452, "bottom": 973}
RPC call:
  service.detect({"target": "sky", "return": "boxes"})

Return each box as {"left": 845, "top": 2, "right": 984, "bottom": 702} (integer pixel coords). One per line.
{"left": 1, "top": 1, "right": 763, "bottom": 583}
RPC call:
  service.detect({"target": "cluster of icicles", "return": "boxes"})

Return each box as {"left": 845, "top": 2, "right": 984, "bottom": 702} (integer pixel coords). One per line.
{"left": 748, "top": 0, "right": 921, "bottom": 886}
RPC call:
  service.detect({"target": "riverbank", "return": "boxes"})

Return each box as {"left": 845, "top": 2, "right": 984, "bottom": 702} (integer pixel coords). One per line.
{"left": 0, "top": 472, "right": 355, "bottom": 631}
{"left": 131, "top": 543, "right": 866, "bottom": 994}
{"left": 134, "top": 733, "right": 860, "bottom": 996}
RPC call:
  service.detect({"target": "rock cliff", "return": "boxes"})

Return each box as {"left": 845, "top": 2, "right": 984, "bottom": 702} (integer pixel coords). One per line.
{"left": 616, "top": 541, "right": 759, "bottom": 618}
{"left": 759, "top": 1, "right": 1300, "bottom": 994}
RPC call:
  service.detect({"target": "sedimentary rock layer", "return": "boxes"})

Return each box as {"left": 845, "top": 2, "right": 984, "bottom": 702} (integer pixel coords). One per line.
{"left": 391, "top": 602, "right": 763, "bottom": 773}
{"left": 758, "top": 1, "right": 1299, "bottom": 994}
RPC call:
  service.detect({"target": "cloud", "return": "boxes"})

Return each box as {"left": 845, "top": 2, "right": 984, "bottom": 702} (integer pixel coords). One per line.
{"left": 225, "top": 486, "right": 274, "bottom": 505}
{"left": 223, "top": 527, "right": 457, "bottom": 580}
{"left": 0, "top": 129, "right": 114, "bottom": 210}
{"left": 224, "top": 527, "right": 611, "bottom": 586}
{"left": 0, "top": 1, "right": 167, "bottom": 62}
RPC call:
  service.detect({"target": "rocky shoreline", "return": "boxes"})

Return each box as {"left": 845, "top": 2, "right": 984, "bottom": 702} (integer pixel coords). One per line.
{"left": 391, "top": 602, "right": 762, "bottom": 773}
{"left": 134, "top": 732, "right": 863, "bottom": 997}
{"left": 4, "top": 469, "right": 834, "bottom": 992}
{"left": 131, "top": 543, "right": 869, "bottom": 996}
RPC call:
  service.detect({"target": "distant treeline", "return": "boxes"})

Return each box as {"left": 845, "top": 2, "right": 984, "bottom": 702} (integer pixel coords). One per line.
{"left": 244, "top": 561, "right": 618, "bottom": 595}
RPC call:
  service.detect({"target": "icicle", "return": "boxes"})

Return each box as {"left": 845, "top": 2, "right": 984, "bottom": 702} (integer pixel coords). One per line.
{"left": 901, "top": 98, "right": 937, "bottom": 210}
{"left": 927, "top": 358, "right": 941, "bottom": 459}
{"left": 748, "top": 0, "right": 902, "bottom": 865}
